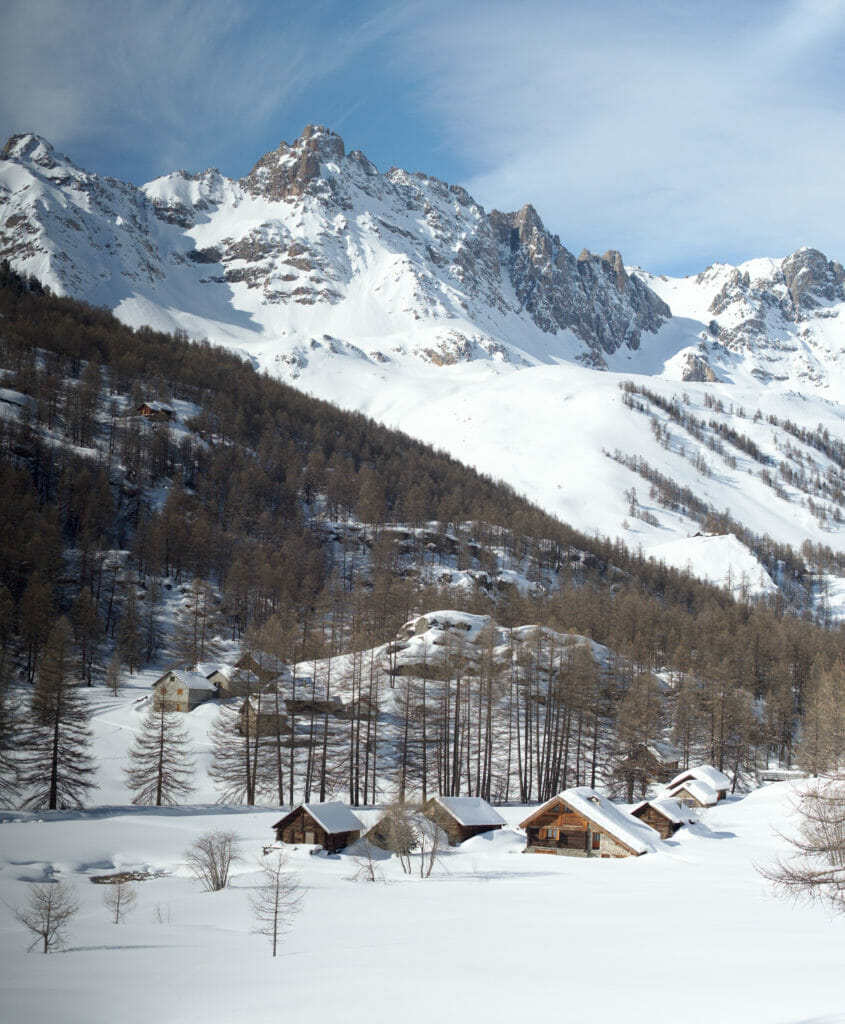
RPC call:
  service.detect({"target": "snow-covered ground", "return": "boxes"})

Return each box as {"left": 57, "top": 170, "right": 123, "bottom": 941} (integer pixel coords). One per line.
{"left": 1, "top": 784, "right": 843, "bottom": 1024}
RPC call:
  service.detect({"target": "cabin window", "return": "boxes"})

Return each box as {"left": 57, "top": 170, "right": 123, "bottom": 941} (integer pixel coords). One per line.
{"left": 592, "top": 832, "right": 601, "bottom": 849}
{"left": 177, "top": 688, "right": 184, "bottom": 695}
{"left": 560, "top": 804, "right": 571, "bottom": 813}
{"left": 546, "top": 827, "right": 559, "bottom": 840}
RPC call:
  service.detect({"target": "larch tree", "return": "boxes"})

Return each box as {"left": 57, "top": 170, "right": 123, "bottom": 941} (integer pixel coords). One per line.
{"left": 125, "top": 701, "right": 196, "bottom": 806}
{"left": 14, "top": 880, "right": 80, "bottom": 953}
{"left": 21, "top": 616, "right": 97, "bottom": 810}
{"left": 0, "top": 655, "right": 21, "bottom": 806}
{"left": 249, "top": 849, "right": 302, "bottom": 956}
{"left": 761, "top": 773, "right": 845, "bottom": 914}
{"left": 798, "top": 659, "right": 845, "bottom": 776}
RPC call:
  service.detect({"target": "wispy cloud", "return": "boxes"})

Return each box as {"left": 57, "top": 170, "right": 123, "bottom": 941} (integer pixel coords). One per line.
{"left": 2, "top": 0, "right": 844, "bottom": 273}
{"left": 391, "top": 0, "right": 845, "bottom": 272}
{"left": 0, "top": 0, "right": 406, "bottom": 181}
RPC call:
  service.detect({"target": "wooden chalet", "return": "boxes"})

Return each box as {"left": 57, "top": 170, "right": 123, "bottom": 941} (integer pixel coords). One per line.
{"left": 421, "top": 796, "right": 506, "bottom": 845}
{"left": 630, "top": 798, "right": 697, "bottom": 840}
{"left": 272, "top": 802, "right": 362, "bottom": 853}
{"left": 152, "top": 667, "right": 217, "bottom": 712}
{"left": 664, "top": 764, "right": 731, "bottom": 801}
{"left": 666, "top": 778, "right": 719, "bottom": 809}
{"left": 520, "top": 787, "right": 661, "bottom": 858}
{"left": 136, "top": 400, "right": 174, "bottom": 420}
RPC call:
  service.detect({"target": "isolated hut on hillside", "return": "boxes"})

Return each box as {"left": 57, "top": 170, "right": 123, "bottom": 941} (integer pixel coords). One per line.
{"left": 152, "top": 667, "right": 217, "bottom": 712}
{"left": 135, "top": 400, "right": 174, "bottom": 420}
{"left": 520, "top": 787, "right": 661, "bottom": 858}
{"left": 630, "top": 798, "right": 698, "bottom": 840}
{"left": 665, "top": 764, "right": 731, "bottom": 800}
{"left": 272, "top": 802, "right": 362, "bottom": 853}
{"left": 421, "top": 796, "right": 506, "bottom": 845}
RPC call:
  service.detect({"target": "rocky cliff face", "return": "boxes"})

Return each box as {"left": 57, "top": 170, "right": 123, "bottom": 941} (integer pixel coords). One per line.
{"left": 491, "top": 204, "right": 669, "bottom": 357}
{"left": 0, "top": 125, "right": 670, "bottom": 366}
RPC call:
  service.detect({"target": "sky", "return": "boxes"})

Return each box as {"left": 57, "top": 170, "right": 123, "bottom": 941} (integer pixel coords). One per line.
{"left": 2, "top": 0, "right": 845, "bottom": 276}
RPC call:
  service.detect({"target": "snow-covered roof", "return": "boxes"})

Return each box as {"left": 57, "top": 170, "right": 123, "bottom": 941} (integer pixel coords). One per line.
{"left": 155, "top": 668, "right": 217, "bottom": 692}
{"left": 523, "top": 788, "right": 662, "bottom": 855}
{"left": 631, "top": 798, "right": 698, "bottom": 826}
{"left": 666, "top": 764, "right": 731, "bottom": 793}
{"left": 198, "top": 661, "right": 233, "bottom": 679}
{"left": 433, "top": 796, "right": 507, "bottom": 828}
{"left": 666, "top": 779, "right": 718, "bottom": 807}
{"left": 301, "top": 801, "right": 362, "bottom": 835}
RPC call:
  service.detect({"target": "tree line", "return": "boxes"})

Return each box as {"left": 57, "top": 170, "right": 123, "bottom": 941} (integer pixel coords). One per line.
{"left": 1, "top": 262, "right": 844, "bottom": 810}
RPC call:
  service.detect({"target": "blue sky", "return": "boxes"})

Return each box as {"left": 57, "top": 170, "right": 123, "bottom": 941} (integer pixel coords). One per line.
{"left": 2, "top": 0, "right": 845, "bottom": 276}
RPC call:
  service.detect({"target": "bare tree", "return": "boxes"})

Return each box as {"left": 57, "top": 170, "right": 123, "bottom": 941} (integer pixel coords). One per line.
{"left": 760, "top": 774, "right": 845, "bottom": 913}
{"left": 250, "top": 849, "right": 302, "bottom": 956}
{"left": 186, "top": 830, "right": 242, "bottom": 891}
{"left": 13, "top": 880, "right": 80, "bottom": 952}
{"left": 416, "top": 815, "right": 445, "bottom": 878}
{"left": 125, "top": 702, "right": 196, "bottom": 806}
{"left": 103, "top": 879, "right": 138, "bottom": 923}
{"left": 349, "top": 839, "right": 385, "bottom": 884}
{"left": 380, "top": 801, "right": 418, "bottom": 875}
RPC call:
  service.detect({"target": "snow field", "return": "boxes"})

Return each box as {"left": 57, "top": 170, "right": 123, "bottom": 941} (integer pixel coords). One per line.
{"left": 1, "top": 785, "right": 844, "bottom": 1024}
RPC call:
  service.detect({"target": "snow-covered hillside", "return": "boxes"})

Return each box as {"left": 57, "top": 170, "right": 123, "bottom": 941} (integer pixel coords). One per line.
{"left": 4, "top": 127, "right": 845, "bottom": 603}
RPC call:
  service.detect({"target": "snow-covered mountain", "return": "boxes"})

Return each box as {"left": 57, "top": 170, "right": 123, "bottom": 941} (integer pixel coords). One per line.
{"left": 4, "top": 126, "right": 845, "bottom": 606}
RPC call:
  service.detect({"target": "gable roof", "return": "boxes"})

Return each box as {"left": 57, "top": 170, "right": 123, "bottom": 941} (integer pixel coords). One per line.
{"left": 666, "top": 778, "right": 719, "bottom": 806}
{"left": 154, "top": 668, "right": 217, "bottom": 692}
{"left": 432, "top": 796, "right": 506, "bottom": 828}
{"left": 665, "top": 764, "right": 731, "bottom": 792}
{"left": 273, "top": 801, "right": 363, "bottom": 836}
{"left": 630, "top": 797, "right": 698, "bottom": 826}
{"left": 521, "top": 787, "right": 662, "bottom": 855}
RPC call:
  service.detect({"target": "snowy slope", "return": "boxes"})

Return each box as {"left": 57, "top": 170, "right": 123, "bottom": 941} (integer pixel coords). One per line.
{"left": 4, "top": 128, "right": 845, "bottom": 605}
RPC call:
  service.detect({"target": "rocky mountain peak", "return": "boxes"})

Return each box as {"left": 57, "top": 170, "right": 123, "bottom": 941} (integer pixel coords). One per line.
{"left": 2, "top": 133, "right": 66, "bottom": 170}
{"left": 601, "top": 250, "right": 628, "bottom": 292}
{"left": 781, "top": 247, "right": 845, "bottom": 308}
{"left": 240, "top": 124, "right": 347, "bottom": 199}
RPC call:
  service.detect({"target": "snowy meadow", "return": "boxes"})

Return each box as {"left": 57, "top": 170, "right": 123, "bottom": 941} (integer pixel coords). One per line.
{"left": 1, "top": 784, "right": 844, "bottom": 1024}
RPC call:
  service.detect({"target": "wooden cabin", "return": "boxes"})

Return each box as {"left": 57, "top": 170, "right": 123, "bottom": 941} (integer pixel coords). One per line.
{"left": 664, "top": 764, "right": 730, "bottom": 801}
{"left": 136, "top": 400, "right": 174, "bottom": 420}
{"left": 666, "top": 779, "right": 719, "bottom": 809}
{"left": 520, "top": 787, "right": 660, "bottom": 858}
{"left": 152, "top": 668, "right": 217, "bottom": 712}
{"left": 272, "top": 802, "right": 362, "bottom": 853}
{"left": 630, "top": 798, "right": 697, "bottom": 840}
{"left": 421, "top": 796, "right": 506, "bottom": 846}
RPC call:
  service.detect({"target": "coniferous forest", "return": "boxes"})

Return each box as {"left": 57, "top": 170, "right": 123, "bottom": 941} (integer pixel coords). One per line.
{"left": 0, "top": 259, "right": 843, "bottom": 810}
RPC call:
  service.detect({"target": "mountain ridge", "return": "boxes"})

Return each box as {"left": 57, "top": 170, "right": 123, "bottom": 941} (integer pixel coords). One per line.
{"left": 4, "top": 126, "right": 845, "bottom": 607}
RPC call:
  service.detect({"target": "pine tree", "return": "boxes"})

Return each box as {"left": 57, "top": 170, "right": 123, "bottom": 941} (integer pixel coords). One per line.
{"left": 21, "top": 617, "right": 97, "bottom": 809}
{"left": 125, "top": 701, "right": 196, "bottom": 806}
